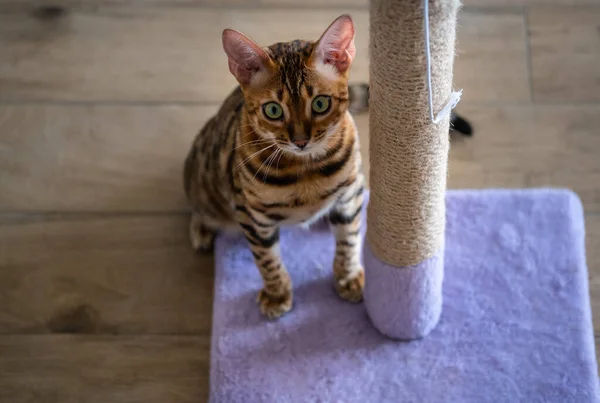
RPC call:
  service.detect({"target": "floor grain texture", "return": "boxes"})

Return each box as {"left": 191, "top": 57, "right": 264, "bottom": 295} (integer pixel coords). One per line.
{"left": 0, "top": 105, "right": 218, "bottom": 211}
{"left": 0, "top": 335, "right": 210, "bottom": 403}
{"left": 0, "top": 6, "right": 526, "bottom": 103}
{"left": 529, "top": 7, "right": 600, "bottom": 102}
{"left": 1, "top": 0, "right": 599, "bottom": 400}
{"left": 0, "top": 214, "right": 214, "bottom": 334}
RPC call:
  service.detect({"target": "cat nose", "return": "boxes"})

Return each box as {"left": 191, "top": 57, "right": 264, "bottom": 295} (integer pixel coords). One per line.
{"left": 293, "top": 139, "right": 308, "bottom": 149}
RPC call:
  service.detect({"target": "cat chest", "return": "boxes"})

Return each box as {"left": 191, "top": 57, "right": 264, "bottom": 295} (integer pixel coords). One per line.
{"left": 254, "top": 181, "right": 344, "bottom": 222}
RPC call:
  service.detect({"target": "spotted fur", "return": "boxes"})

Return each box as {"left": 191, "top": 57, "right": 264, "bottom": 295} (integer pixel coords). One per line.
{"left": 184, "top": 15, "right": 364, "bottom": 318}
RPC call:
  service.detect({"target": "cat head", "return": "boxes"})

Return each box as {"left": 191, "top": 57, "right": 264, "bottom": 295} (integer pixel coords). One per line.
{"left": 222, "top": 14, "right": 356, "bottom": 157}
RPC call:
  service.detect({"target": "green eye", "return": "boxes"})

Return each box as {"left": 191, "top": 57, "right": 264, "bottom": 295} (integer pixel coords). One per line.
{"left": 312, "top": 95, "right": 331, "bottom": 114}
{"left": 262, "top": 102, "right": 283, "bottom": 120}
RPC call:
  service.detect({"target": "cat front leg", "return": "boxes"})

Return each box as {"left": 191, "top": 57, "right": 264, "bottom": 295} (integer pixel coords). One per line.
{"left": 329, "top": 183, "right": 365, "bottom": 303}
{"left": 236, "top": 205, "right": 293, "bottom": 319}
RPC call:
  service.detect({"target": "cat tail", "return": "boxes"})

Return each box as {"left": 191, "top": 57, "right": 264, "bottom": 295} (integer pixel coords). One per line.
{"left": 449, "top": 112, "right": 472, "bottom": 136}
{"left": 348, "top": 83, "right": 370, "bottom": 113}
{"left": 347, "top": 83, "right": 473, "bottom": 136}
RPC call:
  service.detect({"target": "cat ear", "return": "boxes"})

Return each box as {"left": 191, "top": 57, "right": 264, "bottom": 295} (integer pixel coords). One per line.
{"left": 312, "top": 14, "right": 356, "bottom": 75}
{"left": 222, "top": 29, "right": 272, "bottom": 86}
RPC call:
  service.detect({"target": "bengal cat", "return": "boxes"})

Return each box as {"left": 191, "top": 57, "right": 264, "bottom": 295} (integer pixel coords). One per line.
{"left": 184, "top": 15, "right": 365, "bottom": 319}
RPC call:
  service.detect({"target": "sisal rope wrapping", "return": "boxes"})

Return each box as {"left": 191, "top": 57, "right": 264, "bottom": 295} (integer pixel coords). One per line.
{"left": 367, "top": 0, "right": 459, "bottom": 267}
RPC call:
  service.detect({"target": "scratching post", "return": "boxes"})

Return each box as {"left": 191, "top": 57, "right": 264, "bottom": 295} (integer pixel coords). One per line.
{"left": 364, "top": 0, "right": 460, "bottom": 339}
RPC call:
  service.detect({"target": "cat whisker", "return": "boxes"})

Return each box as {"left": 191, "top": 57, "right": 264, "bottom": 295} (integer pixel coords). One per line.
{"left": 262, "top": 148, "right": 282, "bottom": 183}
{"left": 251, "top": 147, "right": 279, "bottom": 183}
{"left": 275, "top": 147, "right": 285, "bottom": 172}
{"left": 232, "top": 138, "right": 271, "bottom": 152}
{"left": 235, "top": 143, "right": 277, "bottom": 172}
{"left": 257, "top": 152, "right": 276, "bottom": 183}
{"left": 240, "top": 128, "right": 262, "bottom": 138}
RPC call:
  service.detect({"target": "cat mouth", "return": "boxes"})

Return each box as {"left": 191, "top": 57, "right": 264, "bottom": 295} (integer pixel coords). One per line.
{"left": 282, "top": 144, "right": 311, "bottom": 155}
{"left": 274, "top": 139, "right": 307, "bottom": 153}
{"left": 291, "top": 147, "right": 313, "bottom": 156}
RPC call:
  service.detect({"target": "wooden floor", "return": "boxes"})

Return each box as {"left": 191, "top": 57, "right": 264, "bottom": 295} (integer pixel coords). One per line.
{"left": 1, "top": 0, "right": 599, "bottom": 401}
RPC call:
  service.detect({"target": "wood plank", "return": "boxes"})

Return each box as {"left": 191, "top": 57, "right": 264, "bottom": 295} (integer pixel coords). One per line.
{"left": 4, "top": 104, "right": 600, "bottom": 213}
{"left": 2, "top": 0, "right": 596, "bottom": 7}
{"left": 0, "top": 104, "right": 368, "bottom": 212}
{"left": 446, "top": 105, "right": 600, "bottom": 211}
{"left": 357, "top": 104, "right": 600, "bottom": 211}
{"left": 0, "top": 335, "right": 209, "bottom": 403}
{"left": 0, "top": 104, "right": 217, "bottom": 211}
{"left": 454, "top": 11, "right": 529, "bottom": 102}
{"left": 587, "top": 214, "right": 600, "bottom": 337}
{"left": 463, "top": 0, "right": 598, "bottom": 6}
{"left": 0, "top": 0, "right": 253, "bottom": 7}
{"left": 588, "top": 213, "right": 600, "bottom": 373}
{"left": 0, "top": 214, "right": 214, "bottom": 334}
{"left": 259, "top": 0, "right": 367, "bottom": 5}
{"left": 0, "top": 7, "right": 368, "bottom": 103}
{"left": 529, "top": 8, "right": 600, "bottom": 102}
{"left": 260, "top": 0, "right": 598, "bottom": 6}
{"left": 0, "top": 6, "right": 527, "bottom": 103}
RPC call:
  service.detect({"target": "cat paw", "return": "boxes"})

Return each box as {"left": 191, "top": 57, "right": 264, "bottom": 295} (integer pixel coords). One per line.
{"left": 257, "top": 288, "right": 293, "bottom": 319}
{"left": 335, "top": 269, "right": 364, "bottom": 303}
{"left": 190, "top": 229, "right": 215, "bottom": 253}
{"left": 189, "top": 217, "right": 215, "bottom": 253}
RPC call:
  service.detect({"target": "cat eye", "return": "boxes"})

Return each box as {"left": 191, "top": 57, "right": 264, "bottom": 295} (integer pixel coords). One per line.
{"left": 311, "top": 95, "right": 331, "bottom": 115}
{"left": 262, "top": 102, "right": 284, "bottom": 120}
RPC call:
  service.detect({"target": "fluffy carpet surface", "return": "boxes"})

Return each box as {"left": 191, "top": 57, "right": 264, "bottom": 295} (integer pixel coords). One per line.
{"left": 210, "top": 189, "right": 599, "bottom": 402}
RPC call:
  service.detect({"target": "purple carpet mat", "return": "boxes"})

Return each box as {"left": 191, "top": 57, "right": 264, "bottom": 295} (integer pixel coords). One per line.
{"left": 210, "top": 189, "right": 599, "bottom": 402}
